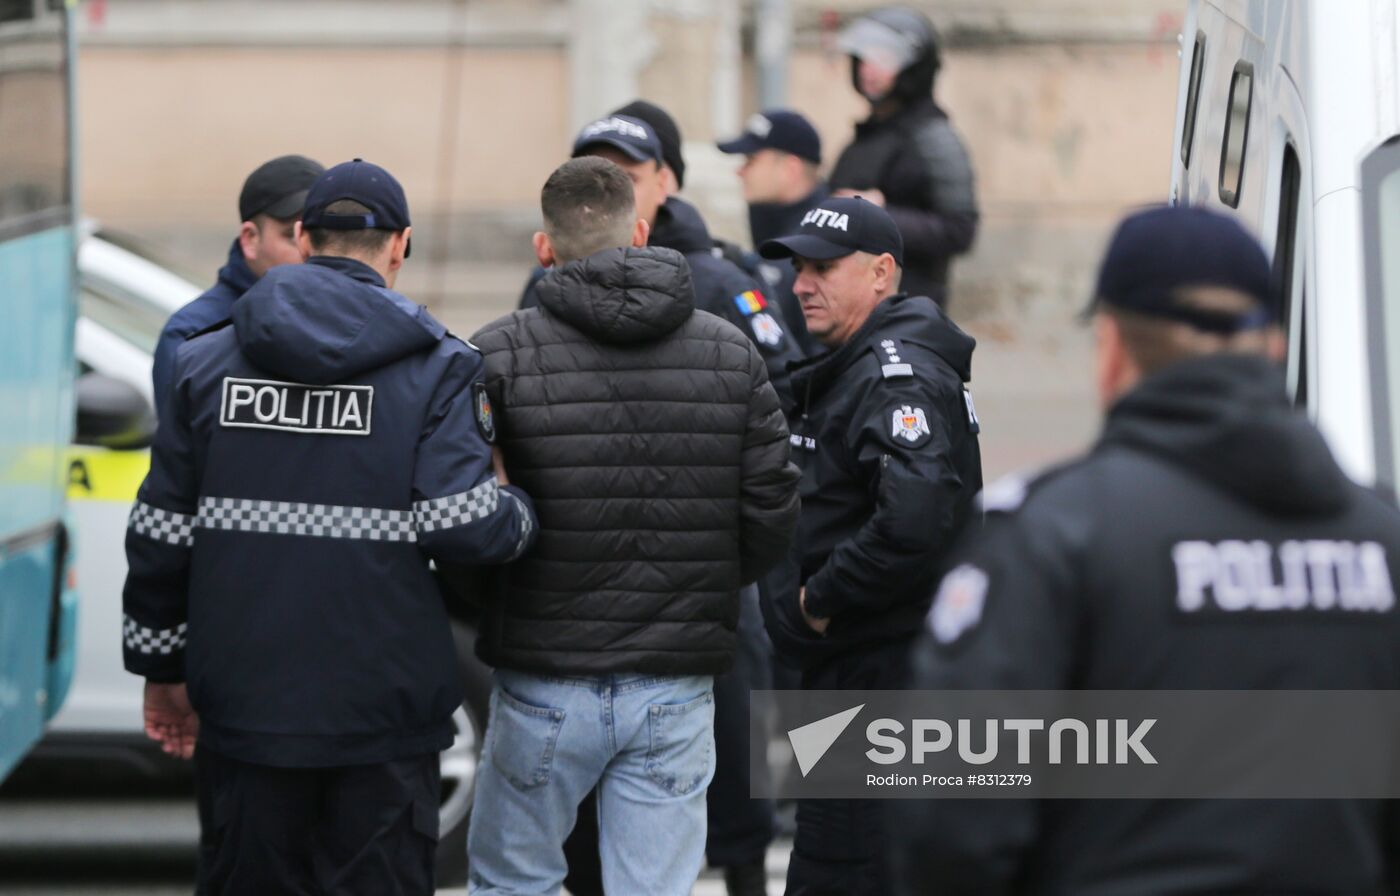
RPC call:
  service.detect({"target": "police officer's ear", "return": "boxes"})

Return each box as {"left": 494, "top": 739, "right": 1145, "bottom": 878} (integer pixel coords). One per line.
{"left": 293, "top": 221, "right": 313, "bottom": 262}
{"left": 1265, "top": 325, "right": 1287, "bottom": 364}
{"left": 239, "top": 219, "right": 261, "bottom": 263}
{"left": 387, "top": 226, "right": 411, "bottom": 273}
{"left": 533, "top": 231, "right": 557, "bottom": 269}
{"left": 1093, "top": 312, "right": 1141, "bottom": 410}
{"left": 871, "top": 251, "right": 898, "bottom": 295}
{"left": 658, "top": 164, "right": 679, "bottom": 197}
{"left": 631, "top": 217, "right": 650, "bottom": 249}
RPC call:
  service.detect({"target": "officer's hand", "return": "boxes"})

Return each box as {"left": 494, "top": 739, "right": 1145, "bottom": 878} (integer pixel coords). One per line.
{"left": 143, "top": 680, "right": 199, "bottom": 760}
{"left": 800, "top": 587, "right": 830, "bottom": 635}
{"left": 833, "top": 187, "right": 885, "bottom": 208}
{"left": 492, "top": 446, "right": 510, "bottom": 486}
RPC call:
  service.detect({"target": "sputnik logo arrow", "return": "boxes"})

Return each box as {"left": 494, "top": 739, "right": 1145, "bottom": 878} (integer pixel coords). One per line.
{"left": 788, "top": 704, "right": 865, "bottom": 777}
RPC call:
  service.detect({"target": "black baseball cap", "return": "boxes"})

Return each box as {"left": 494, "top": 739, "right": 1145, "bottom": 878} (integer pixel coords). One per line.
{"left": 237, "top": 154, "right": 325, "bottom": 222}
{"left": 612, "top": 100, "right": 685, "bottom": 187}
{"left": 717, "top": 110, "right": 822, "bottom": 165}
{"left": 1090, "top": 204, "right": 1274, "bottom": 332}
{"left": 759, "top": 196, "right": 904, "bottom": 266}
{"left": 572, "top": 115, "right": 664, "bottom": 165}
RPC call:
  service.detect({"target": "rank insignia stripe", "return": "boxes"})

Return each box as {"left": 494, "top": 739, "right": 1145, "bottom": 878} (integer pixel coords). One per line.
{"left": 219, "top": 377, "right": 373, "bottom": 436}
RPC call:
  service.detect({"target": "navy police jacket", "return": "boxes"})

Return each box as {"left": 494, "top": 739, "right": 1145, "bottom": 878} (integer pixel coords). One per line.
{"left": 152, "top": 239, "right": 256, "bottom": 423}
{"left": 123, "top": 255, "right": 537, "bottom": 767}
{"left": 763, "top": 293, "right": 982, "bottom": 670}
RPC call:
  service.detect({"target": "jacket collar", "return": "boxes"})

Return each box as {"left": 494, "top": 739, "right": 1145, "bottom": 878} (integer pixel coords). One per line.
{"left": 306, "top": 255, "right": 387, "bottom": 288}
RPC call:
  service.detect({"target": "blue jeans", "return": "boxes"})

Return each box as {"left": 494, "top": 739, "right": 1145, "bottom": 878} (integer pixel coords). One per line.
{"left": 467, "top": 670, "right": 716, "bottom": 896}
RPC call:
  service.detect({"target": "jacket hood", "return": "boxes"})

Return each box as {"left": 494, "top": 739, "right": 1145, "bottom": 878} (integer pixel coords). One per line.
{"left": 217, "top": 238, "right": 257, "bottom": 297}
{"left": 534, "top": 245, "right": 695, "bottom": 345}
{"left": 792, "top": 293, "right": 974, "bottom": 402}
{"left": 649, "top": 197, "right": 713, "bottom": 256}
{"left": 232, "top": 256, "right": 444, "bottom": 384}
{"left": 1100, "top": 354, "right": 1351, "bottom": 516}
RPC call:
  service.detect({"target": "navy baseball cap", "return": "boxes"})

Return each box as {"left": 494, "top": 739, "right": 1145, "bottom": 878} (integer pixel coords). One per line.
{"left": 238, "top": 154, "right": 324, "bottom": 222}
{"left": 302, "top": 159, "right": 411, "bottom": 232}
{"left": 717, "top": 110, "right": 822, "bottom": 165}
{"left": 572, "top": 115, "right": 664, "bottom": 165}
{"left": 1090, "top": 204, "right": 1274, "bottom": 332}
{"left": 759, "top": 196, "right": 904, "bottom": 266}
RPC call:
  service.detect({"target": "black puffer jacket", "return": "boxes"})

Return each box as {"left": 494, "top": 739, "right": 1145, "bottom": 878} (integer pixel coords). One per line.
{"left": 472, "top": 246, "right": 801, "bottom": 675}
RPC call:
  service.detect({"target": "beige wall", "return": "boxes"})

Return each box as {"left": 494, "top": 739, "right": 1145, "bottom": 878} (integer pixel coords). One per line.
{"left": 75, "top": 10, "right": 1183, "bottom": 332}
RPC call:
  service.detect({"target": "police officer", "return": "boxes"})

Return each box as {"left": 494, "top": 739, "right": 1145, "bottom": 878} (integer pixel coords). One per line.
{"left": 123, "top": 159, "right": 537, "bottom": 895}
{"left": 717, "top": 108, "right": 830, "bottom": 356}
{"left": 892, "top": 205, "right": 1400, "bottom": 895}
{"left": 830, "top": 6, "right": 977, "bottom": 303}
{"left": 153, "top": 154, "right": 324, "bottom": 422}
{"left": 757, "top": 196, "right": 983, "bottom": 895}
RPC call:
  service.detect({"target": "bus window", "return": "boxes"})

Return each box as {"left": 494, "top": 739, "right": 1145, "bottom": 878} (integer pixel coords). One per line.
{"left": 1180, "top": 31, "right": 1206, "bottom": 168}
{"left": 1219, "top": 62, "right": 1253, "bottom": 208}
{"left": 0, "top": 5, "right": 70, "bottom": 225}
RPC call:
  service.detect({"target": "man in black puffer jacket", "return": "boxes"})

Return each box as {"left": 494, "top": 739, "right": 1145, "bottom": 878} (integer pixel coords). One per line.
{"left": 465, "top": 157, "right": 800, "bottom": 896}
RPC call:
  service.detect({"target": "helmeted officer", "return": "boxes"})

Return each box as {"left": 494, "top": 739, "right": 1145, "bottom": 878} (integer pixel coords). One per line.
{"left": 758, "top": 195, "right": 983, "bottom": 895}
{"left": 717, "top": 108, "right": 830, "bottom": 357}
{"left": 892, "top": 205, "right": 1400, "bottom": 895}
{"left": 123, "top": 159, "right": 537, "bottom": 895}
{"left": 153, "top": 154, "right": 324, "bottom": 423}
{"left": 830, "top": 6, "right": 978, "bottom": 303}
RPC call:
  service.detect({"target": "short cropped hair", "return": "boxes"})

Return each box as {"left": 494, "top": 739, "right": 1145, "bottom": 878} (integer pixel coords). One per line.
{"left": 540, "top": 157, "right": 637, "bottom": 265}
{"left": 305, "top": 200, "right": 395, "bottom": 257}
{"left": 1105, "top": 286, "right": 1275, "bottom": 374}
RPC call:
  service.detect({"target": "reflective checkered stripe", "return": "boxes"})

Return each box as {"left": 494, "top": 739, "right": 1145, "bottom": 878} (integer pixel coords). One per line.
{"left": 123, "top": 615, "right": 187, "bottom": 655}
{"left": 413, "top": 477, "right": 500, "bottom": 533}
{"left": 197, "top": 497, "right": 418, "bottom": 542}
{"left": 129, "top": 501, "right": 195, "bottom": 547}
{"left": 508, "top": 491, "right": 534, "bottom": 559}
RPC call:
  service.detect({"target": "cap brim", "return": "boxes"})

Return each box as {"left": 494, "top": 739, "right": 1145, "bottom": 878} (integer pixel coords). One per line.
{"left": 573, "top": 137, "right": 656, "bottom": 164}
{"left": 257, "top": 189, "right": 311, "bottom": 221}
{"left": 758, "top": 234, "right": 856, "bottom": 261}
{"left": 716, "top": 135, "right": 764, "bottom": 155}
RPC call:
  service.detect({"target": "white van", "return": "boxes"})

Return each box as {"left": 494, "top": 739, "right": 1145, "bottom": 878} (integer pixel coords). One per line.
{"left": 1169, "top": 0, "right": 1400, "bottom": 489}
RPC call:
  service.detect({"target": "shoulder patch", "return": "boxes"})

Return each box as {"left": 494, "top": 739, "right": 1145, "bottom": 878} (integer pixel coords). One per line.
{"left": 732, "top": 290, "right": 768, "bottom": 316}
{"left": 928, "top": 563, "right": 988, "bottom": 645}
{"left": 870, "top": 338, "right": 913, "bottom": 378}
{"left": 749, "top": 312, "right": 786, "bottom": 349}
{"left": 889, "top": 404, "right": 933, "bottom": 446}
{"left": 472, "top": 382, "right": 496, "bottom": 444}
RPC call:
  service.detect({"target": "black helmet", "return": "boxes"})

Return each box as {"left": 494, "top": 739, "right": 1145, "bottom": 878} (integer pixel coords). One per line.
{"left": 838, "top": 6, "right": 941, "bottom": 104}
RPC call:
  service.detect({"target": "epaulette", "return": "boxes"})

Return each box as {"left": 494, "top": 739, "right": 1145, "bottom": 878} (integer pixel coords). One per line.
{"left": 869, "top": 337, "right": 914, "bottom": 378}
{"left": 185, "top": 318, "right": 233, "bottom": 341}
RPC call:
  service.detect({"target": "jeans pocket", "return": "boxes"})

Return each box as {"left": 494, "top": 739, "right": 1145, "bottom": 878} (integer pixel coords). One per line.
{"left": 644, "top": 689, "right": 716, "bottom": 797}
{"left": 487, "top": 684, "right": 566, "bottom": 791}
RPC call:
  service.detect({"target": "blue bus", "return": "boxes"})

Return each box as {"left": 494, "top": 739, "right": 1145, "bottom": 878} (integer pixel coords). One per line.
{"left": 0, "top": 0, "right": 79, "bottom": 782}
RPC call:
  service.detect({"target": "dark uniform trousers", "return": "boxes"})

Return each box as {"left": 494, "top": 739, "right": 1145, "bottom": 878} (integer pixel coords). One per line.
{"left": 785, "top": 637, "right": 910, "bottom": 896}
{"left": 198, "top": 749, "right": 439, "bottom": 896}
